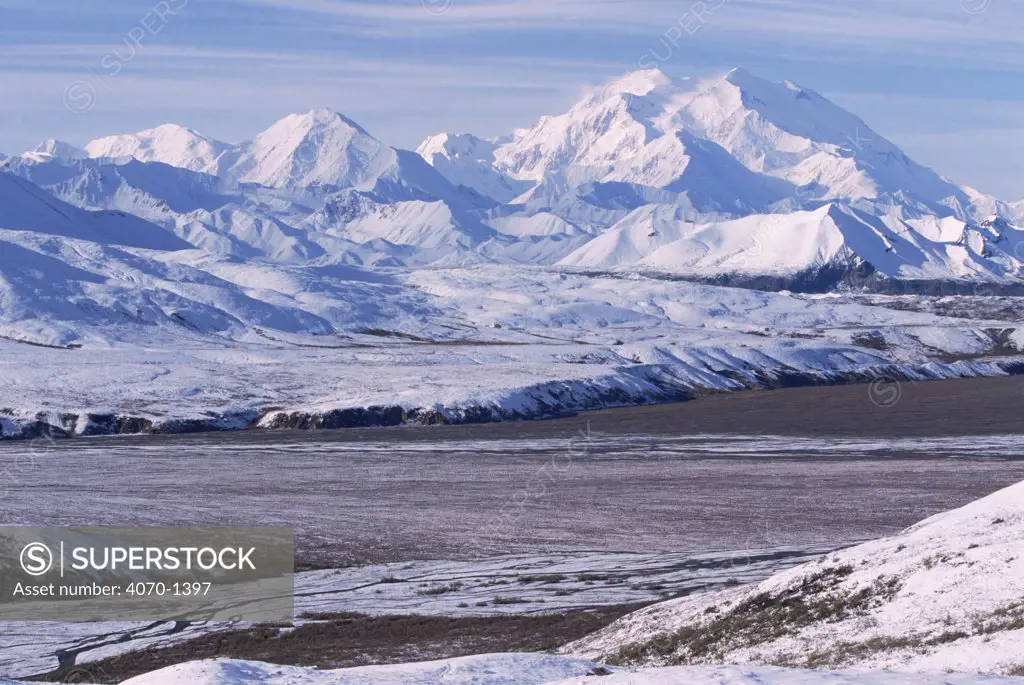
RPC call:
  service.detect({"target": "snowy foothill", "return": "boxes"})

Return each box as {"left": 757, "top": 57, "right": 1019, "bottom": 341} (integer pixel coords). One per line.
{"left": 564, "top": 479, "right": 1024, "bottom": 676}
{"left": 116, "top": 654, "right": 601, "bottom": 685}
{"left": 1, "top": 263, "right": 1022, "bottom": 437}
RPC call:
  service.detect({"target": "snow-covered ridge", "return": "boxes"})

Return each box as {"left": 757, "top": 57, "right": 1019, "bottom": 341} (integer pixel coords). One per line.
{"left": 565, "top": 479, "right": 1024, "bottom": 676}
{"left": 84, "top": 123, "right": 229, "bottom": 174}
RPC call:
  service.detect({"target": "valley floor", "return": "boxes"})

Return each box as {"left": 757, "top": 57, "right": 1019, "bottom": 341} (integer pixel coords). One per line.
{"left": 1, "top": 378, "right": 1024, "bottom": 681}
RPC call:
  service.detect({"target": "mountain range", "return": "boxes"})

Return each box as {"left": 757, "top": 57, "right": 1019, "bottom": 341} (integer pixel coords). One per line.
{"left": 2, "top": 67, "right": 1024, "bottom": 347}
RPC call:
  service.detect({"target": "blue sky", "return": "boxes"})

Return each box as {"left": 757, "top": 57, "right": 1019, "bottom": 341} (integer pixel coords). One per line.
{"left": 1, "top": 0, "right": 1022, "bottom": 198}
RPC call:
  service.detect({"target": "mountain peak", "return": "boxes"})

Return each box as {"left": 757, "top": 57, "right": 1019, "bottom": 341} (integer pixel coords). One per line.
{"left": 283, "top": 109, "right": 372, "bottom": 136}
{"left": 723, "top": 66, "right": 757, "bottom": 83}
{"left": 83, "top": 124, "right": 229, "bottom": 173}
{"left": 221, "top": 109, "right": 396, "bottom": 189}
{"left": 600, "top": 68, "right": 673, "bottom": 98}
{"left": 720, "top": 66, "right": 803, "bottom": 99}
{"left": 138, "top": 123, "right": 207, "bottom": 137}
{"left": 24, "top": 138, "right": 86, "bottom": 161}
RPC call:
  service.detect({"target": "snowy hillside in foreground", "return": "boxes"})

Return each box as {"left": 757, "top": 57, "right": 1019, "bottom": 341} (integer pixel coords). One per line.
{"left": 116, "top": 655, "right": 1024, "bottom": 685}
{"left": 565, "top": 479, "right": 1024, "bottom": 676}
{"left": 555, "top": 666, "right": 1024, "bottom": 684}
{"left": 6, "top": 67, "right": 1024, "bottom": 283}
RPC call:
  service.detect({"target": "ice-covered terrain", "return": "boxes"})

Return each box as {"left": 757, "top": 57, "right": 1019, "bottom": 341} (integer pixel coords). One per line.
{"left": 2, "top": 67, "right": 1024, "bottom": 436}
{"left": 1, "top": 265, "right": 1023, "bottom": 438}
{"left": 565, "top": 479, "right": 1024, "bottom": 676}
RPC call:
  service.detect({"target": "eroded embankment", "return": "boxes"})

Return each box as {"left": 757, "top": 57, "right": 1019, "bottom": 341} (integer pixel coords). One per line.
{"left": 2, "top": 357, "right": 1023, "bottom": 441}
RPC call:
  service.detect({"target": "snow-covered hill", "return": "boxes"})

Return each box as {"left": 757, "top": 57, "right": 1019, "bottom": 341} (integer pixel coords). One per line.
{"left": 560, "top": 203, "right": 1024, "bottom": 284}
{"left": 0, "top": 171, "right": 189, "bottom": 251}
{"left": 566, "top": 479, "right": 1024, "bottom": 676}
{"left": 2, "top": 258, "right": 1022, "bottom": 437}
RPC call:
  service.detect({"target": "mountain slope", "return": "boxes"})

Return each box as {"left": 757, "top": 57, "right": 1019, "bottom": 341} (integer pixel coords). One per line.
{"left": 3, "top": 155, "right": 235, "bottom": 219}
{"left": 566, "top": 479, "right": 1024, "bottom": 675}
{"left": 0, "top": 171, "right": 191, "bottom": 251}
{"left": 22, "top": 138, "right": 86, "bottom": 162}
{"left": 675, "top": 68, "right": 968, "bottom": 211}
{"left": 417, "top": 132, "right": 532, "bottom": 203}
{"left": 560, "top": 202, "right": 1024, "bottom": 284}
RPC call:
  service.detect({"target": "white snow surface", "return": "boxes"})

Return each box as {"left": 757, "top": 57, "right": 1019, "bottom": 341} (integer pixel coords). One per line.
{"left": 565, "top": 479, "right": 1024, "bottom": 676}
{"left": 118, "top": 654, "right": 599, "bottom": 685}
{"left": 84, "top": 124, "right": 229, "bottom": 173}
{"left": 553, "top": 665, "right": 1024, "bottom": 684}
{"left": 112, "top": 655, "right": 1024, "bottom": 685}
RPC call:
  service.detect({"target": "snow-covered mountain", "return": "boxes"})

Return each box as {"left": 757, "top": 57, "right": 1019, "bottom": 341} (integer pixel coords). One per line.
{"left": 22, "top": 138, "right": 86, "bottom": 163}
{"left": 422, "top": 68, "right": 973, "bottom": 216}
{"left": 214, "top": 109, "right": 397, "bottom": 189}
{"left": 413, "top": 67, "right": 1023, "bottom": 284}
{"left": 4, "top": 109, "right": 508, "bottom": 266}
{"left": 84, "top": 123, "right": 230, "bottom": 173}
{"left": 7, "top": 67, "right": 1024, "bottom": 286}
{"left": 0, "top": 171, "right": 189, "bottom": 251}
{"left": 71, "top": 110, "right": 488, "bottom": 200}
{"left": 560, "top": 202, "right": 1024, "bottom": 284}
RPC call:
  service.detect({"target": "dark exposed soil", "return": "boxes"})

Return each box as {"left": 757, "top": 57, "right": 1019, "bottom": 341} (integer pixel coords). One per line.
{"left": 31, "top": 606, "right": 642, "bottom": 684}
